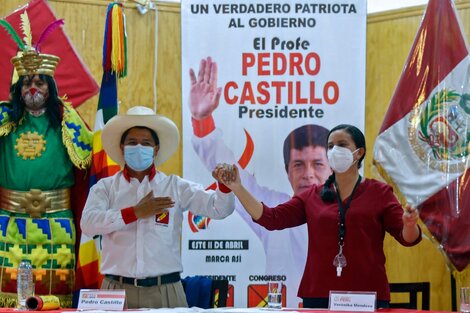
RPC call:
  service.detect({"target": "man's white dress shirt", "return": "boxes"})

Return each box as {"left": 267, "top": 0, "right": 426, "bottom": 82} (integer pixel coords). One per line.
{"left": 81, "top": 169, "right": 235, "bottom": 278}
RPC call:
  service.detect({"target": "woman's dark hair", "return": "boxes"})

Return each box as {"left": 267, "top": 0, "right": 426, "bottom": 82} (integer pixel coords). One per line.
{"left": 319, "top": 124, "right": 366, "bottom": 202}
{"left": 10, "top": 74, "right": 63, "bottom": 129}
{"left": 319, "top": 173, "right": 337, "bottom": 202}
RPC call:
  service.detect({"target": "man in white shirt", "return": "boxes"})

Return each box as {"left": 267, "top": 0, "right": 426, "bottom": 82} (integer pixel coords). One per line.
{"left": 188, "top": 57, "right": 332, "bottom": 307}
{"left": 81, "top": 106, "right": 235, "bottom": 308}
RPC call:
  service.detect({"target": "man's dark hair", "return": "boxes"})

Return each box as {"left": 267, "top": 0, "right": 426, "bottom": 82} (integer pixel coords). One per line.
{"left": 120, "top": 126, "right": 160, "bottom": 146}
{"left": 283, "top": 124, "right": 330, "bottom": 172}
{"left": 9, "top": 74, "right": 63, "bottom": 129}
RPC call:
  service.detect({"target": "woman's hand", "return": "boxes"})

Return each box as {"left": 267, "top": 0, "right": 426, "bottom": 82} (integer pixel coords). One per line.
{"left": 402, "top": 203, "right": 420, "bottom": 243}
{"left": 402, "top": 203, "right": 419, "bottom": 227}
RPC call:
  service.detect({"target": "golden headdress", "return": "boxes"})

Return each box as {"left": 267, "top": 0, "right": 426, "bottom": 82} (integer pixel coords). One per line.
{"left": 0, "top": 11, "right": 63, "bottom": 77}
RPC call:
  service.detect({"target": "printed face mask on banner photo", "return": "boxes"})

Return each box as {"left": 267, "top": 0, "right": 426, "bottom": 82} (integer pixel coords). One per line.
{"left": 327, "top": 146, "right": 359, "bottom": 173}
{"left": 124, "top": 144, "right": 154, "bottom": 171}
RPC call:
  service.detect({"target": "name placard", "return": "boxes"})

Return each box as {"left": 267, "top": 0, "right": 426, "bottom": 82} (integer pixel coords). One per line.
{"left": 329, "top": 291, "right": 376, "bottom": 312}
{"left": 77, "top": 289, "right": 126, "bottom": 310}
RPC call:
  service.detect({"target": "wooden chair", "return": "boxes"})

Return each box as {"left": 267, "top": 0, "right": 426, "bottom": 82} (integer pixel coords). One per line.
{"left": 389, "top": 282, "right": 430, "bottom": 310}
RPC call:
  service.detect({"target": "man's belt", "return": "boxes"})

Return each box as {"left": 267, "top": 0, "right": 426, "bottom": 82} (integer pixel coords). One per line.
{"left": 0, "top": 187, "right": 71, "bottom": 217}
{"left": 105, "top": 272, "right": 181, "bottom": 287}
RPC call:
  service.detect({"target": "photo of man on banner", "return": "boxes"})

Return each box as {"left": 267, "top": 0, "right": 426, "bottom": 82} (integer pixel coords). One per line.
{"left": 180, "top": 0, "right": 366, "bottom": 307}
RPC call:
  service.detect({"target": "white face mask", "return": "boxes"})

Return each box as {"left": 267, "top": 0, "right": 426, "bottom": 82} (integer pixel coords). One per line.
{"left": 327, "top": 146, "right": 359, "bottom": 173}
{"left": 124, "top": 144, "right": 155, "bottom": 171}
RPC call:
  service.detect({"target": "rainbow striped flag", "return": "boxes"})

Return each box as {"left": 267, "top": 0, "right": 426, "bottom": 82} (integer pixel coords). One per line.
{"left": 75, "top": 2, "right": 126, "bottom": 291}
{"left": 75, "top": 77, "right": 120, "bottom": 290}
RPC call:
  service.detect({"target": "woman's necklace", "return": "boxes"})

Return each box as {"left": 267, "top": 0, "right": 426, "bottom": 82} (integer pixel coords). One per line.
{"left": 332, "top": 175, "right": 362, "bottom": 277}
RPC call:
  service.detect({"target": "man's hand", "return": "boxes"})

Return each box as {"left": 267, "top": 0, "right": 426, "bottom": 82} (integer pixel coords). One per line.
{"left": 189, "top": 56, "right": 221, "bottom": 120}
{"left": 133, "top": 192, "right": 175, "bottom": 219}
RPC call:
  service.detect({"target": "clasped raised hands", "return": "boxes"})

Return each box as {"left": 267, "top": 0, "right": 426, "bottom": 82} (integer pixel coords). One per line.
{"left": 133, "top": 191, "right": 175, "bottom": 219}
{"left": 212, "top": 163, "right": 240, "bottom": 189}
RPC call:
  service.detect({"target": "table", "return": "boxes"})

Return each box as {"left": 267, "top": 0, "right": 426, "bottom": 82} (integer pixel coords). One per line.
{"left": 0, "top": 308, "right": 456, "bottom": 313}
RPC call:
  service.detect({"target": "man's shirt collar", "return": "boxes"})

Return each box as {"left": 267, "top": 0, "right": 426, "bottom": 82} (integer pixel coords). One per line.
{"left": 123, "top": 165, "right": 157, "bottom": 182}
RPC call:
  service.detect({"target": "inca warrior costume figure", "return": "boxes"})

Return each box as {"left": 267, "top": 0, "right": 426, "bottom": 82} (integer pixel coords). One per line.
{"left": 0, "top": 12, "right": 92, "bottom": 306}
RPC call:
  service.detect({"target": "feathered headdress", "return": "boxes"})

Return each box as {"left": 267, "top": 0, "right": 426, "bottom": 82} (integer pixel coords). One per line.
{"left": 0, "top": 11, "right": 64, "bottom": 77}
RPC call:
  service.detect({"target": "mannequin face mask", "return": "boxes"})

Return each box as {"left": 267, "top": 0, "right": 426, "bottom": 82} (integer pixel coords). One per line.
{"left": 124, "top": 144, "right": 155, "bottom": 171}
{"left": 21, "top": 76, "right": 49, "bottom": 112}
{"left": 327, "top": 146, "right": 359, "bottom": 173}
{"left": 23, "top": 89, "right": 47, "bottom": 110}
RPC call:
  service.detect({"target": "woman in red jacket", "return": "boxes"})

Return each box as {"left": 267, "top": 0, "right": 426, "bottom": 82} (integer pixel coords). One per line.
{"left": 220, "top": 124, "right": 421, "bottom": 309}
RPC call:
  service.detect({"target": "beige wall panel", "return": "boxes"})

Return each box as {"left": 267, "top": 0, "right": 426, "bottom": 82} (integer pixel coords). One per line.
{"left": 154, "top": 5, "right": 181, "bottom": 175}
{"left": 51, "top": 1, "right": 105, "bottom": 127}
{"left": 3, "top": 1, "right": 470, "bottom": 310}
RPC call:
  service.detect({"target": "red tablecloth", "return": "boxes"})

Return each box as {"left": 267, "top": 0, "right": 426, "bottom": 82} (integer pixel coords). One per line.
{"left": 0, "top": 309, "right": 456, "bottom": 313}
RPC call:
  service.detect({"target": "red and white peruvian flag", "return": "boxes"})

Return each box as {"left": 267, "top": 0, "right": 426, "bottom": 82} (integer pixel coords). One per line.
{"left": 373, "top": 0, "right": 470, "bottom": 272}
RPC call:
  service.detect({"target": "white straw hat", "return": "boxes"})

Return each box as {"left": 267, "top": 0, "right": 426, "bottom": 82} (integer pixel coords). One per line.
{"left": 101, "top": 106, "right": 180, "bottom": 166}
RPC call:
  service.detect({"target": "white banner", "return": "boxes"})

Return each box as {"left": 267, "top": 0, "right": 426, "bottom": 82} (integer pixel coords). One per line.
{"left": 181, "top": 0, "right": 366, "bottom": 308}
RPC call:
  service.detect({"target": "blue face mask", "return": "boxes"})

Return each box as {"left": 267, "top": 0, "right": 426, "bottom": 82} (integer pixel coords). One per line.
{"left": 124, "top": 144, "right": 155, "bottom": 171}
